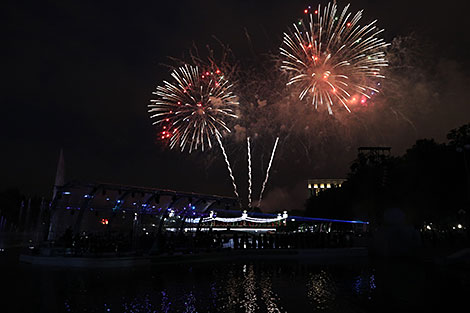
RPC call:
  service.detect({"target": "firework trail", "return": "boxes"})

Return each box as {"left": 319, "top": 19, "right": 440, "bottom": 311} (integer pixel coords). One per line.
{"left": 257, "top": 137, "right": 279, "bottom": 207}
{"left": 247, "top": 137, "right": 252, "bottom": 208}
{"left": 216, "top": 135, "right": 240, "bottom": 204}
{"left": 280, "top": 2, "right": 389, "bottom": 114}
{"left": 149, "top": 64, "right": 238, "bottom": 152}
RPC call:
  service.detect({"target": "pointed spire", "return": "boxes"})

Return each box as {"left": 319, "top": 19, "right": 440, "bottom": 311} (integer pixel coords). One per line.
{"left": 53, "top": 148, "right": 65, "bottom": 199}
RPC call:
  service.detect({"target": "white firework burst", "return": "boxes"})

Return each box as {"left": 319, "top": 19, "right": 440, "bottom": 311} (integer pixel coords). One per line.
{"left": 280, "top": 2, "right": 389, "bottom": 114}
{"left": 149, "top": 64, "right": 239, "bottom": 152}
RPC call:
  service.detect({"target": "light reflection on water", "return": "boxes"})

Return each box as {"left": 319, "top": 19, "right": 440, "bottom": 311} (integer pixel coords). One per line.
{"left": 62, "top": 262, "right": 376, "bottom": 312}
{"left": 307, "top": 270, "right": 337, "bottom": 310}
{"left": 2, "top": 257, "right": 469, "bottom": 312}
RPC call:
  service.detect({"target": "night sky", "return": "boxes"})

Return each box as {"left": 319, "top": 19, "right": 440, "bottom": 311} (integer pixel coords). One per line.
{"left": 3, "top": 0, "right": 470, "bottom": 210}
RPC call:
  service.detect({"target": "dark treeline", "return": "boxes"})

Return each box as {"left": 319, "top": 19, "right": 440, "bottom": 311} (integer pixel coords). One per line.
{"left": 305, "top": 122, "right": 470, "bottom": 228}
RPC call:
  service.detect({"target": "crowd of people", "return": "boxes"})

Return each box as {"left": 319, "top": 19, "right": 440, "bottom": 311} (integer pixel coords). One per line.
{"left": 47, "top": 227, "right": 361, "bottom": 257}
{"left": 38, "top": 225, "right": 470, "bottom": 258}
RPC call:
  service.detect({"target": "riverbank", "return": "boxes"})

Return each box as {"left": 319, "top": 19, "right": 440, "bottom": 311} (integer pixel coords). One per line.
{"left": 18, "top": 247, "right": 369, "bottom": 268}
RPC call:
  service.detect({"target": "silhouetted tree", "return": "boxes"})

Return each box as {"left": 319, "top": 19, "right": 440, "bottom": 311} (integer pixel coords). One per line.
{"left": 305, "top": 122, "right": 470, "bottom": 231}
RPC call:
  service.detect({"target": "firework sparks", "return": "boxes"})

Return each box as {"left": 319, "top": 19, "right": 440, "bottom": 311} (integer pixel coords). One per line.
{"left": 258, "top": 137, "right": 279, "bottom": 207}
{"left": 247, "top": 137, "right": 252, "bottom": 208}
{"left": 216, "top": 135, "right": 240, "bottom": 203}
{"left": 280, "top": 2, "right": 389, "bottom": 114}
{"left": 149, "top": 64, "right": 239, "bottom": 152}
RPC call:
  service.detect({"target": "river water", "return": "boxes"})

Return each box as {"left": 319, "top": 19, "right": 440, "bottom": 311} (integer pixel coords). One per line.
{"left": 1, "top": 249, "right": 469, "bottom": 312}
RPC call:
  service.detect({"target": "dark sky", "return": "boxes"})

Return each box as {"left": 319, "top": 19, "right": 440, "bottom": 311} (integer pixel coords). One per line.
{"left": 3, "top": 0, "right": 470, "bottom": 210}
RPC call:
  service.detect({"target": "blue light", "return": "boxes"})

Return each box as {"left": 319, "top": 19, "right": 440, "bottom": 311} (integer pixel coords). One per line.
{"left": 287, "top": 216, "right": 369, "bottom": 224}
{"left": 63, "top": 191, "right": 71, "bottom": 195}
{"left": 191, "top": 206, "right": 195, "bottom": 210}
{"left": 84, "top": 194, "right": 90, "bottom": 198}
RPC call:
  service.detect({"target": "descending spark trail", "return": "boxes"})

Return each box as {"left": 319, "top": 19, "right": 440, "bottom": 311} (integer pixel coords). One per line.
{"left": 257, "top": 137, "right": 280, "bottom": 207}
{"left": 216, "top": 135, "right": 240, "bottom": 204}
{"left": 247, "top": 137, "right": 252, "bottom": 208}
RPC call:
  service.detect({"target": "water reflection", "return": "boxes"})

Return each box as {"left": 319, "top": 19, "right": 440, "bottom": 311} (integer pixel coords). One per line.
{"left": 307, "top": 270, "right": 337, "bottom": 310}
{"left": 240, "top": 264, "right": 258, "bottom": 312}
{"left": 259, "top": 276, "right": 284, "bottom": 313}
{"left": 352, "top": 270, "right": 376, "bottom": 298}
{"left": 59, "top": 263, "right": 371, "bottom": 312}
{"left": 161, "top": 291, "right": 170, "bottom": 313}
{"left": 3, "top": 258, "right": 466, "bottom": 312}
{"left": 122, "top": 294, "right": 155, "bottom": 313}
{"left": 183, "top": 292, "right": 196, "bottom": 313}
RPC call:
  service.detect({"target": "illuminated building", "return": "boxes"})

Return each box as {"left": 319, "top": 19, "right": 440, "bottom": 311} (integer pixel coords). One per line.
{"left": 44, "top": 151, "right": 366, "bottom": 241}
{"left": 307, "top": 179, "right": 346, "bottom": 196}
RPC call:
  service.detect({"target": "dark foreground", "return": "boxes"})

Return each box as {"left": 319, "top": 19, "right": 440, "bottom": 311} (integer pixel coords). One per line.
{"left": 1, "top": 248, "right": 470, "bottom": 313}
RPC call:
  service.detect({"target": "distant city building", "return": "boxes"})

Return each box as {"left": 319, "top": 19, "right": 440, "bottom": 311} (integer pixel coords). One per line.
{"left": 307, "top": 178, "right": 346, "bottom": 197}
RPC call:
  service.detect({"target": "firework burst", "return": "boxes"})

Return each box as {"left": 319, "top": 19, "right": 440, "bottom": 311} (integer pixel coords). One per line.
{"left": 149, "top": 64, "right": 239, "bottom": 152}
{"left": 280, "top": 2, "right": 389, "bottom": 114}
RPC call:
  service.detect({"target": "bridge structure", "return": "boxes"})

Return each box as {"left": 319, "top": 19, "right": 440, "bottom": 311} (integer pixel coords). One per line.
{"left": 47, "top": 181, "right": 238, "bottom": 241}
{"left": 46, "top": 181, "right": 368, "bottom": 242}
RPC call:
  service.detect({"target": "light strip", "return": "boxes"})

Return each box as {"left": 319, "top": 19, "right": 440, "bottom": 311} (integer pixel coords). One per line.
{"left": 165, "top": 227, "right": 278, "bottom": 232}
{"left": 202, "top": 216, "right": 285, "bottom": 223}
